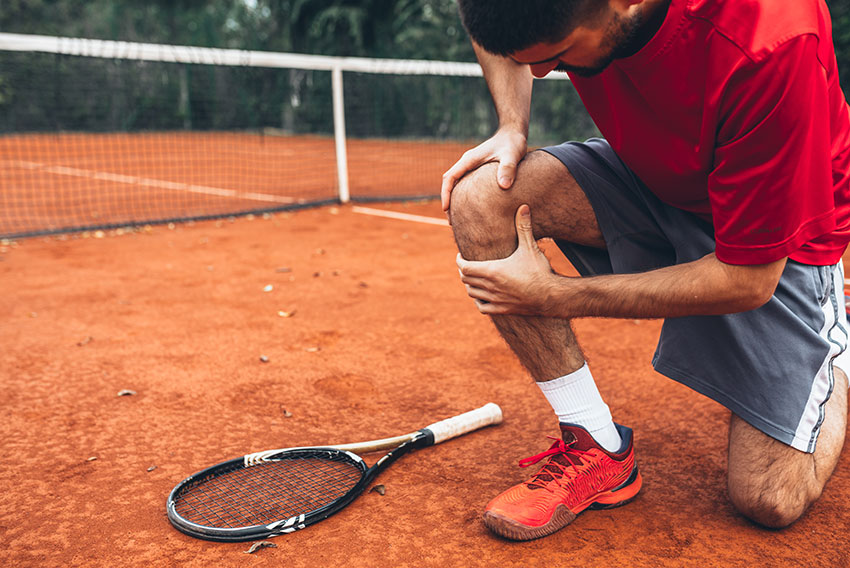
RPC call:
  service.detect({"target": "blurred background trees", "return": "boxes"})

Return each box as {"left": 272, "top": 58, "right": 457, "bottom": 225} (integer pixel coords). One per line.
{"left": 1, "top": 0, "right": 849, "bottom": 146}
{"left": 0, "top": 0, "right": 476, "bottom": 59}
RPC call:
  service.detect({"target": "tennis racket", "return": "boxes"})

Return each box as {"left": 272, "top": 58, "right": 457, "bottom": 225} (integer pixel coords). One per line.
{"left": 166, "top": 402, "right": 503, "bottom": 542}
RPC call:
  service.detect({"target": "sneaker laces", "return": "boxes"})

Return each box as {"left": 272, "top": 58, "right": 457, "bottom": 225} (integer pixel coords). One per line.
{"left": 518, "top": 436, "right": 590, "bottom": 490}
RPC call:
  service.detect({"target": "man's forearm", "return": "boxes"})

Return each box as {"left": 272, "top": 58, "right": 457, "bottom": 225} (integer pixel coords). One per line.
{"left": 473, "top": 41, "right": 533, "bottom": 136}
{"left": 547, "top": 254, "right": 788, "bottom": 320}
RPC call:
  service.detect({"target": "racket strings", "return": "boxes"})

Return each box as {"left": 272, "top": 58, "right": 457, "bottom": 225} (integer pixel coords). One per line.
{"left": 173, "top": 455, "right": 364, "bottom": 528}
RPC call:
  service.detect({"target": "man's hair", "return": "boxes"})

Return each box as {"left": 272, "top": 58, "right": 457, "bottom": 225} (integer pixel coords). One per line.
{"left": 457, "top": 0, "right": 606, "bottom": 56}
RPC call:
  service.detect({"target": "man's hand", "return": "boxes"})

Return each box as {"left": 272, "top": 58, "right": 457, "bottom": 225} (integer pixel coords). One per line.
{"left": 456, "top": 204, "right": 789, "bottom": 320}
{"left": 440, "top": 128, "right": 528, "bottom": 211}
{"left": 456, "top": 204, "right": 556, "bottom": 315}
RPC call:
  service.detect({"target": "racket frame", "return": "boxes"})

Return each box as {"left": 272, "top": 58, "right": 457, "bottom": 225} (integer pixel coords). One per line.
{"left": 166, "top": 432, "right": 433, "bottom": 542}
{"left": 166, "top": 403, "right": 501, "bottom": 542}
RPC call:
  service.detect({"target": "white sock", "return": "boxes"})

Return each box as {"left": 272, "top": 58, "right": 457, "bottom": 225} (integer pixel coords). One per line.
{"left": 537, "top": 363, "right": 622, "bottom": 452}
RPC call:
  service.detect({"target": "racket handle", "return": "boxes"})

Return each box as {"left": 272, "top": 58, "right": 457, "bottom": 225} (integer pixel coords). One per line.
{"left": 424, "top": 403, "right": 503, "bottom": 445}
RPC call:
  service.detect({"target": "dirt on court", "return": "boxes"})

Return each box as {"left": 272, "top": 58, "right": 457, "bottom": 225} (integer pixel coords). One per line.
{"left": 1, "top": 201, "right": 848, "bottom": 567}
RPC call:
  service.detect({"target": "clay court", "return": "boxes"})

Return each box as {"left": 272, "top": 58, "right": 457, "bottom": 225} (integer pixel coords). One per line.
{"left": 1, "top": 133, "right": 849, "bottom": 566}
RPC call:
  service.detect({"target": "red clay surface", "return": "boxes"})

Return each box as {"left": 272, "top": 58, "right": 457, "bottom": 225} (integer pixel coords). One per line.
{"left": 0, "top": 133, "right": 469, "bottom": 237}
{"left": 1, "top": 201, "right": 848, "bottom": 567}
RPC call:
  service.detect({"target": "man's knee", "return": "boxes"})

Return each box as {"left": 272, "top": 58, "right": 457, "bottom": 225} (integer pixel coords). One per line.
{"left": 726, "top": 413, "right": 830, "bottom": 529}
{"left": 451, "top": 162, "right": 506, "bottom": 219}
{"left": 449, "top": 150, "right": 603, "bottom": 257}
{"left": 727, "top": 474, "right": 817, "bottom": 528}
{"left": 449, "top": 162, "right": 522, "bottom": 259}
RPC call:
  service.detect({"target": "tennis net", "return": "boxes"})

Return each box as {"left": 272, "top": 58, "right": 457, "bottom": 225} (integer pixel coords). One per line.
{"left": 0, "top": 33, "right": 595, "bottom": 239}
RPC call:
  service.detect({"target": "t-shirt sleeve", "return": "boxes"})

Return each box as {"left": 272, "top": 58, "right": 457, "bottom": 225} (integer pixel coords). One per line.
{"left": 709, "top": 35, "right": 836, "bottom": 265}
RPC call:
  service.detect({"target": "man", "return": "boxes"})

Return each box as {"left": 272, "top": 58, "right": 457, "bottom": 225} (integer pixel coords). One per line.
{"left": 442, "top": 0, "right": 850, "bottom": 541}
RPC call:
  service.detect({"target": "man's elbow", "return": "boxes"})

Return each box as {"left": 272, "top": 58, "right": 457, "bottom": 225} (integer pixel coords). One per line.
{"left": 719, "top": 256, "right": 786, "bottom": 313}
{"left": 739, "top": 286, "right": 775, "bottom": 312}
{"left": 734, "top": 276, "right": 781, "bottom": 312}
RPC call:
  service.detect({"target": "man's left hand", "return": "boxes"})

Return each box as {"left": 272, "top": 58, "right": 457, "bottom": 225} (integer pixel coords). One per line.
{"left": 456, "top": 204, "right": 558, "bottom": 316}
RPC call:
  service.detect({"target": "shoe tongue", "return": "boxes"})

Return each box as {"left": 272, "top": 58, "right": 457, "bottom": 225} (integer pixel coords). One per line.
{"left": 559, "top": 423, "right": 599, "bottom": 452}
{"left": 525, "top": 425, "right": 592, "bottom": 490}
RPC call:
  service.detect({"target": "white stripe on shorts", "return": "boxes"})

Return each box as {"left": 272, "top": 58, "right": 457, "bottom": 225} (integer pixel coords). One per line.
{"left": 792, "top": 260, "right": 849, "bottom": 452}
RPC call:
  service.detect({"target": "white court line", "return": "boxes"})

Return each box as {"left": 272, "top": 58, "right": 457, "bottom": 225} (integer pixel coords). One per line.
{"left": 351, "top": 205, "right": 449, "bottom": 227}
{"left": 3, "top": 159, "right": 295, "bottom": 204}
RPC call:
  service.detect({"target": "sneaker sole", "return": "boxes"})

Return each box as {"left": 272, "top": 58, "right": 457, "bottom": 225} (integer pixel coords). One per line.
{"left": 483, "top": 468, "right": 642, "bottom": 541}
{"left": 483, "top": 504, "right": 577, "bottom": 541}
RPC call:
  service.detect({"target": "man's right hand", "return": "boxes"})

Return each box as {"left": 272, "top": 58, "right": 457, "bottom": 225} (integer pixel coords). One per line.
{"left": 440, "top": 128, "right": 529, "bottom": 212}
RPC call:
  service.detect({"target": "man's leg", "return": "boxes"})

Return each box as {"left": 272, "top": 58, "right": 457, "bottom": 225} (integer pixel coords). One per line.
{"left": 727, "top": 367, "right": 848, "bottom": 528}
{"left": 449, "top": 150, "right": 603, "bottom": 381}
{"left": 450, "top": 150, "right": 642, "bottom": 540}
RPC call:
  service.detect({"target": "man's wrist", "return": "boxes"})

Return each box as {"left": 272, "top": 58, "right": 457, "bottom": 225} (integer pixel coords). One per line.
{"left": 497, "top": 123, "right": 529, "bottom": 139}
{"left": 540, "top": 271, "right": 573, "bottom": 319}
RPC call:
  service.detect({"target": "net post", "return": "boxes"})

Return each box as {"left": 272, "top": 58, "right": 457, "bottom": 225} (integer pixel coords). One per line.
{"left": 332, "top": 65, "right": 350, "bottom": 204}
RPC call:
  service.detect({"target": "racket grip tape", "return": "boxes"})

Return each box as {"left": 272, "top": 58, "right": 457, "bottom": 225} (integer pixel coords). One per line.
{"left": 423, "top": 403, "right": 503, "bottom": 445}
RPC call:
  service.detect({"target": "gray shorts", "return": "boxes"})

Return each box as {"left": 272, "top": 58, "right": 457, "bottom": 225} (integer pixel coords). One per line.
{"left": 542, "top": 138, "right": 849, "bottom": 453}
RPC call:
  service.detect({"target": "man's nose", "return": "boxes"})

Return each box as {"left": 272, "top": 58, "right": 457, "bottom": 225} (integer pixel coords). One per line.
{"left": 529, "top": 60, "right": 558, "bottom": 78}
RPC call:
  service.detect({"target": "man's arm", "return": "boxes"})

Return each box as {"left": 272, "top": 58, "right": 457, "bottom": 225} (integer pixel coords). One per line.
{"left": 457, "top": 205, "right": 787, "bottom": 319}
{"left": 440, "top": 42, "right": 534, "bottom": 210}
{"left": 473, "top": 41, "right": 533, "bottom": 141}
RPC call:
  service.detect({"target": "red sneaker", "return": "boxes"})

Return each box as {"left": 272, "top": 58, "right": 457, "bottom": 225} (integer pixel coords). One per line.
{"left": 483, "top": 422, "right": 642, "bottom": 540}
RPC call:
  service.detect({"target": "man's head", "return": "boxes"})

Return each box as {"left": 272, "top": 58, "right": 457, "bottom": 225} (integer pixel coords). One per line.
{"left": 457, "top": 0, "right": 650, "bottom": 78}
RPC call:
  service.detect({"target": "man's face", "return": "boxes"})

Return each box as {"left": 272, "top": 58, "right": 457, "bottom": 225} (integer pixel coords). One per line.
{"left": 511, "top": 7, "right": 645, "bottom": 78}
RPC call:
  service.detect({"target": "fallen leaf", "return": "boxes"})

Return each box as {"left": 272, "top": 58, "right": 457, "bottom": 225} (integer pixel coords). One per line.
{"left": 147, "top": 465, "right": 157, "bottom": 472}
{"left": 277, "top": 310, "right": 296, "bottom": 318}
{"left": 244, "top": 541, "right": 277, "bottom": 554}
{"left": 117, "top": 389, "right": 137, "bottom": 397}
{"left": 259, "top": 355, "right": 270, "bottom": 363}
{"left": 87, "top": 456, "right": 98, "bottom": 462}
{"left": 370, "top": 485, "right": 386, "bottom": 496}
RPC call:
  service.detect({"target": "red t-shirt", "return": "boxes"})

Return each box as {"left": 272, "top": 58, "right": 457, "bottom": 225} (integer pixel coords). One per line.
{"left": 569, "top": 0, "right": 850, "bottom": 265}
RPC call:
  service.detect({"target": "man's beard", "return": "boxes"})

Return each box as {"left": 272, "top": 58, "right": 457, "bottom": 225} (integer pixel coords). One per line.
{"left": 554, "top": 8, "right": 645, "bottom": 78}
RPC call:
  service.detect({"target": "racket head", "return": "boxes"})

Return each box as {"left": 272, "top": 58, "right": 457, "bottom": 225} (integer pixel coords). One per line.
{"left": 166, "top": 447, "right": 369, "bottom": 542}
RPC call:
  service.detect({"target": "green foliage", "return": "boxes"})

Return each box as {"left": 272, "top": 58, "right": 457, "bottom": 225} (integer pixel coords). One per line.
{"left": 3, "top": 0, "right": 849, "bottom": 144}
{"left": 830, "top": 0, "right": 850, "bottom": 88}
{"left": 0, "top": 76, "right": 8, "bottom": 106}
